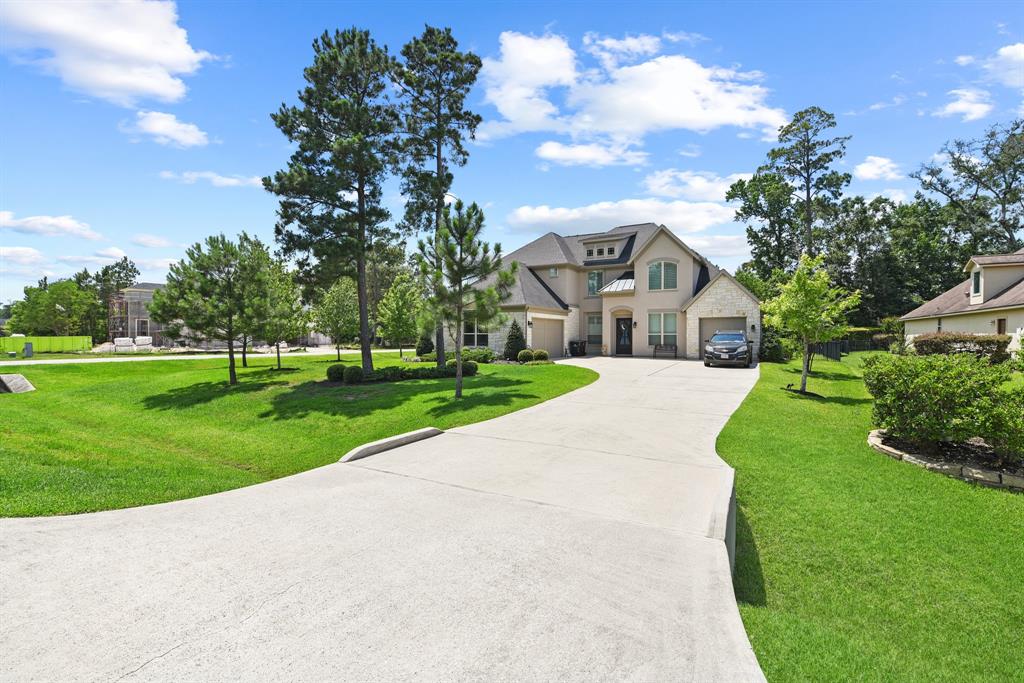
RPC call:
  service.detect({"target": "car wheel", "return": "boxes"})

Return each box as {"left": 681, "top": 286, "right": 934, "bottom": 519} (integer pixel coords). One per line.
{"left": 704, "top": 360, "right": 711, "bottom": 367}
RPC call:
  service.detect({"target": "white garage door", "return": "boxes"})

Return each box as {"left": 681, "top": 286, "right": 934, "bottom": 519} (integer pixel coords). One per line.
{"left": 531, "top": 318, "right": 564, "bottom": 358}
{"left": 699, "top": 317, "right": 746, "bottom": 359}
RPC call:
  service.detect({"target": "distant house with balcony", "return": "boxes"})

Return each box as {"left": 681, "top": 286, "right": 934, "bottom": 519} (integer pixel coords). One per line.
{"left": 108, "top": 283, "right": 170, "bottom": 345}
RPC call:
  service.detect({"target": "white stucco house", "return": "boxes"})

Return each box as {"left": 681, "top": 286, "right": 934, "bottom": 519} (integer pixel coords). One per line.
{"left": 472, "top": 222, "right": 761, "bottom": 359}
{"left": 901, "top": 247, "right": 1024, "bottom": 355}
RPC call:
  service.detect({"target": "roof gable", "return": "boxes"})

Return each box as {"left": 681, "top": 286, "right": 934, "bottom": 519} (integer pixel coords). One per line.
{"left": 680, "top": 271, "right": 761, "bottom": 313}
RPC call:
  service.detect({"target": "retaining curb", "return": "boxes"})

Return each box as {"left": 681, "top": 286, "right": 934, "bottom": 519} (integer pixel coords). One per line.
{"left": 867, "top": 429, "right": 1023, "bottom": 492}
{"left": 340, "top": 427, "right": 443, "bottom": 463}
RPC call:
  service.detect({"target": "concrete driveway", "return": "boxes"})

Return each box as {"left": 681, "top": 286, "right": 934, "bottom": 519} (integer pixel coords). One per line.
{"left": 0, "top": 357, "right": 763, "bottom": 681}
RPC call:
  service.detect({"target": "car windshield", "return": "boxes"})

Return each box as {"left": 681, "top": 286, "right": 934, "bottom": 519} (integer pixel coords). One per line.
{"left": 711, "top": 333, "right": 745, "bottom": 343}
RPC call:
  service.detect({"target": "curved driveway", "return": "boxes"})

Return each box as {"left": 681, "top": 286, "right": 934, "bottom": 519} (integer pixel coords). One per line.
{"left": 0, "top": 357, "right": 763, "bottom": 681}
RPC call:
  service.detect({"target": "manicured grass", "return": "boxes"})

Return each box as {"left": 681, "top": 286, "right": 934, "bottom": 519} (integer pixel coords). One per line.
{"left": 0, "top": 353, "right": 596, "bottom": 517}
{"left": 717, "top": 354, "right": 1024, "bottom": 682}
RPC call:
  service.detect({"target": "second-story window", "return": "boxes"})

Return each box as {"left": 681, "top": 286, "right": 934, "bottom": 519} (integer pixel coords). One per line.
{"left": 597, "top": 247, "right": 605, "bottom": 256}
{"left": 972, "top": 271, "right": 981, "bottom": 295}
{"left": 586, "top": 248, "right": 594, "bottom": 257}
{"left": 648, "top": 261, "right": 678, "bottom": 290}
{"left": 587, "top": 271, "right": 603, "bottom": 296}
{"left": 607, "top": 245, "right": 615, "bottom": 256}
{"left": 549, "top": 267, "right": 558, "bottom": 278}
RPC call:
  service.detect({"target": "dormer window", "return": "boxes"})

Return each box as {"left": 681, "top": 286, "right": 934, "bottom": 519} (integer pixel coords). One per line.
{"left": 972, "top": 271, "right": 981, "bottom": 295}
{"left": 607, "top": 246, "right": 615, "bottom": 256}
{"left": 586, "top": 248, "right": 594, "bottom": 257}
{"left": 597, "top": 247, "right": 605, "bottom": 256}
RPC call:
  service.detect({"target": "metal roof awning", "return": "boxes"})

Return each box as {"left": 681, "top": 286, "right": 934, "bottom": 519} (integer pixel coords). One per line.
{"left": 599, "top": 271, "right": 635, "bottom": 294}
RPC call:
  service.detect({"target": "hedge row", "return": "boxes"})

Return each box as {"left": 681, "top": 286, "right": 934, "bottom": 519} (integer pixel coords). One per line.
{"left": 912, "top": 332, "right": 1011, "bottom": 363}
{"left": 327, "top": 359, "right": 479, "bottom": 384}
{"left": 418, "top": 347, "right": 495, "bottom": 364}
{"left": 516, "top": 348, "right": 549, "bottom": 362}
{"left": 863, "top": 353, "right": 1023, "bottom": 461}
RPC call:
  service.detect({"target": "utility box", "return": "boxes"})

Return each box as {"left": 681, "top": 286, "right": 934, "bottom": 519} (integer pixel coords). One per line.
{"left": 22, "top": 342, "right": 33, "bottom": 358}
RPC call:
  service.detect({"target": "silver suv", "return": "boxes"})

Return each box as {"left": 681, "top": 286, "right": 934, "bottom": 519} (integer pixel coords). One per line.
{"left": 703, "top": 330, "right": 752, "bottom": 368}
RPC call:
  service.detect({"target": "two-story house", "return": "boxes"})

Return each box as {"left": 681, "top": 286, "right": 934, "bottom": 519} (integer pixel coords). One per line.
{"left": 901, "top": 247, "right": 1024, "bottom": 354}
{"left": 473, "top": 222, "right": 761, "bottom": 359}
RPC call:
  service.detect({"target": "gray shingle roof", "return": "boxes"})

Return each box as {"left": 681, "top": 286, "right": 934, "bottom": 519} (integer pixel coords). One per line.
{"left": 970, "top": 253, "right": 1024, "bottom": 266}
{"left": 901, "top": 275, "right": 1024, "bottom": 320}
{"left": 475, "top": 262, "right": 568, "bottom": 311}
{"left": 504, "top": 223, "right": 661, "bottom": 267}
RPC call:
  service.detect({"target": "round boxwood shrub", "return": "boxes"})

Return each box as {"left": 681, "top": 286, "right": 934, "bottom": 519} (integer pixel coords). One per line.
{"left": 533, "top": 349, "right": 549, "bottom": 361}
{"left": 326, "top": 364, "right": 346, "bottom": 382}
{"left": 517, "top": 349, "right": 535, "bottom": 363}
{"left": 415, "top": 335, "right": 434, "bottom": 357}
{"left": 343, "top": 365, "right": 365, "bottom": 384}
{"left": 462, "top": 360, "right": 478, "bottom": 376}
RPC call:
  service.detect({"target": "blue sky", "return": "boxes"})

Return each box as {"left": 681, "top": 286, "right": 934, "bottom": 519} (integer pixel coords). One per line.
{"left": 1, "top": 0, "right": 1022, "bottom": 302}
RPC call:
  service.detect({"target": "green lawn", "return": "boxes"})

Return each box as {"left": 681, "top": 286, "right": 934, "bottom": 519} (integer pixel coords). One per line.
{"left": 717, "top": 354, "right": 1024, "bottom": 682}
{"left": 0, "top": 353, "right": 596, "bottom": 517}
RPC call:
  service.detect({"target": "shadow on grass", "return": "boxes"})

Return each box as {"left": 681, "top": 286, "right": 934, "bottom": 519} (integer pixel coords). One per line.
{"left": 142, "top": 377, "right": 290, "bottom": 410}
{"left": 733, "top": 505, "right": 767, "bottom": 607}
{"left": 782, "top": 366, "right": 860, "bottom": 383}
{"left": 778, "top": 386, "right": 871, "bottom": 406}
{"left": 257, "top": 374, "right": 536, "bottom": 421}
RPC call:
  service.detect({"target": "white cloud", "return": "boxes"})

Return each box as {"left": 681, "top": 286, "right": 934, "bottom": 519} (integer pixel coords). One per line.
{"left": 131, "top": 233, "right": 173, "bottom": 248}
{"left": 663, "top": 31, "right": 709, "bottom": 45}
{"left": 642, "top": 169, "right": 750, "bottom": 201}
{"left": 477, "top": 32, "right": 577, "bottom": 139}
{"left": 535, "top": 141, "right": 647, "bottom": 167}
{"left": 478, "top": 31, "right": 787, "bottom": 145}
{"left": 160, "top": 170, "right": 261, "bottom": 187}
{"left": 507, "top": 198, "right": 735, "bottom": 234}
{"left": 853, "top": 155, "right": 903, "bottom": 181}
{"left": 933, "top": 88, "right": 993, "bottom": 121}
{"left": 678, "top": 144, "right": 701, "bottom": 158}
{"left": 867, "top": 95, "right": 907, "bottom": 111}
{"left": 126, "top": 111, "right": 208, "bottom": 147}
{"left": 583, "top": 32, "right": 662, "bottom": 70}
{"left": 0, "top": 246, "right": 46, "bottom": 266}
{"left": 880, "top": 188, "right": 908, "bottom": 203}
{"left": 683, "top": 234, "right": 750, "bottom": 258}
{"left": 982, "top": 42, "right": 1024, "bottom": 89}
{"left": 57, "top": 246, "right": 127, "bottom": 265}
{"left": 954, "top": 55, "right": 976, "bottom": 66}
{"left": 0, "top": 0, "right": 211, "bottom": 107}
{"left": 0, "top": 210, "right": 102, "bottom": 240}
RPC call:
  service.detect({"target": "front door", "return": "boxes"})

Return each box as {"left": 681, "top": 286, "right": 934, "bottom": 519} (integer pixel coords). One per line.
{"left": 615, "top": 317, "right": 632, "bottom": 355}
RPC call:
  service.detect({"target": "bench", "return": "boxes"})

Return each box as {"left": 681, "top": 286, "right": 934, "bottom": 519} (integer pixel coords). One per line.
{"left": 653, "top": 344, "right": 677, "bottom": 358}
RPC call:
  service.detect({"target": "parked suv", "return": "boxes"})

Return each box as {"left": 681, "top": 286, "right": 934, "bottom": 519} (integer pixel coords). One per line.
{"left": 703, "top": 330, "right": 752, "bottom": 368}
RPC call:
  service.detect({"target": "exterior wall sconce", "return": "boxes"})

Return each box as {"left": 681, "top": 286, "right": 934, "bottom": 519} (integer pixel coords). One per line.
{"left": 527, "top": 320, "right": 533, "bottom": 327}
{"left": 751, "top": 323, "right": 757, "bottom": 332}
{"left": 632, "top": 321, "right": 638, "bottom": 328}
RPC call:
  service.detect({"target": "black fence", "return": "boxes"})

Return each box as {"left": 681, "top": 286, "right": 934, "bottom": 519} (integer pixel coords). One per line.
{"left": 811, "top": 337, "right": 892, "bottom": 362}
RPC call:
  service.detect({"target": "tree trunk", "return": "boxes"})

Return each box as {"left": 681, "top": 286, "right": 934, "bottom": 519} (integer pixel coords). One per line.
{"left": 336, "top": 344, "right": 341, "bottom": 362}
{"left": 454, "top": 307, "right": 464, "bottom": 399}
{"left": 398, "top": 340, "right": 403, "bottom": 360}
{"left": 434, "top": 137, "right": 446, "bottom": 370}
{"left": 227, "top": 321, "right": 237, "bottom": 385}
{"left": 356, "top": 184, "right": 374, "bottom": 375}
{"left": 800, "top": 343, "right": 810, "bottom": 393}
{"left": 804, "top": 175, "right": 813, "bottom": 255}
{"left": 241, "top": 334, "right": 248, "bottom": 368}
{"left": 276, "top": 341, "right": 281, "bottom": 370}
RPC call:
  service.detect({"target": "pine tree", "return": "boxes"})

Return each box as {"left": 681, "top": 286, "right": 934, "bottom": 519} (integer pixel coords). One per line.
{"left": 395, "top": 26, "right": 481, "bottom": 368}
{"left": 503, "top": 318, "right": 526, "bottom": 361}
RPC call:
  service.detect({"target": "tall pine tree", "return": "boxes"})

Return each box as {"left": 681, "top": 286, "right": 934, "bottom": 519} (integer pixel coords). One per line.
{"left": 265, "top": 28, "right": 399, "bottom": 375}
{"left": 395, "top": 26, "right": 482, "bottom": 368}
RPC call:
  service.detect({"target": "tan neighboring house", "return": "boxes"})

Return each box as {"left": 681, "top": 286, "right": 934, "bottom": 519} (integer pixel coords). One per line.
{"left": 472, "top": 222, "right": 761, "bottom": 359}
{"left": 901, "top": 247, "right": 1024, "bottom": 355}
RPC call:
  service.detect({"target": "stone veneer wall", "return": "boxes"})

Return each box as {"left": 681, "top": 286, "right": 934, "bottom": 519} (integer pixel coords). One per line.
{"left": 482, "top": 310, "right": 527, "bottom": 358}
{"left": 684, "top": 278, "right": 761, "bottom": 360}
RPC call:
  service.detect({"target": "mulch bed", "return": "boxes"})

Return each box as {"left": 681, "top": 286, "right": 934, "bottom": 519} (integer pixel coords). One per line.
{"left": 879, "top": 433, "right": 1024, "bottom": 476}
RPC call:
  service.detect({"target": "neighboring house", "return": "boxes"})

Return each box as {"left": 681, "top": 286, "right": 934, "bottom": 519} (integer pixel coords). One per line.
{"left": 473, "top": 222, "right": 761, "bottom": 359}
{"left": 901, "top": 247, "right": 1024, "bottom": 355}
{"left": 108, "top": 283, "right": 169, "bottom": 345}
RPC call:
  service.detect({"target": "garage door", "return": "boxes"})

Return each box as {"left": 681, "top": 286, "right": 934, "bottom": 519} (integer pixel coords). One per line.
{"left": 699, "top": 317, "right": 746, "bottom": 359}
{"left": 531, "top": 318, "right": 564, "bottom": 358}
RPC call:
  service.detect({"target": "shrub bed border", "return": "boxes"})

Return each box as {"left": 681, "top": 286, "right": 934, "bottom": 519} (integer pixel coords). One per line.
{"left": 867, "top": 429, "right": 1024, "bottom": 492}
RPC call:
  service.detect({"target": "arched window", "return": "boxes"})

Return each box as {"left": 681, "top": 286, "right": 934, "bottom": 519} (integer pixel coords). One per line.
{"left": 647, "top": 261, "right": 678, "bottom": 290}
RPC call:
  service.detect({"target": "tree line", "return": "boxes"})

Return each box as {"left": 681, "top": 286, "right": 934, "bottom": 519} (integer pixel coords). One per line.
{"left": 729, "top": 111, "right": 1023, "bottom": 325}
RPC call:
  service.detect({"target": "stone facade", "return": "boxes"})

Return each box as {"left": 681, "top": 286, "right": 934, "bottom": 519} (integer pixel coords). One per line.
{"left": 684, "top": 276, "right": 761, "bottom": 360}
{"left": 482, "top": 310, "right": 527, "bottom": 358}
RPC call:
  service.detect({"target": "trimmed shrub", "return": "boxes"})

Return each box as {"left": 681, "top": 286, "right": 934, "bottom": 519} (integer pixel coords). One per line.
{"left": 533, "top": 348, "right": 550, "bottom": 361}
{"left": 419, "top": 347, "right": 494, "bottom": 364}
{"left": 517, "top": 349, "right": 535, "bottom": 363}
{"left": 504, "top": 319, "right": 527, "bottom": 360}
{"left": 912, "top": 332, "right": 1011, "bottom": 364}
{"left": 415, "top": 335, "right": 434, "bottom": 357}
{"left": 981, "top": 386, "right": 1024, "bottom": 462}
{"left": 872, "top": 333, "right": 897, "bottom": 347}
{"left": 863, "top": 353, "right": 1013, "bottom": 451}
{"left": 525, "top": 359, "right": 554, "bottom": 365}
{"left": 343, "top": 365, "right": 365, "bottom": 384}
{"left": 462, "top": 360, "right": 478, "bottom": 376}
{"left": 382, "top": 365, "right": 402, "bottom": 382}
{"left": 400, "top": 366, "right": 456, "bottom": 381}
{"left": 326, "top": 364, "right": 346, "bottom": 382}
{"left": 446, "top": 358, "right": 458, "bottom": 369}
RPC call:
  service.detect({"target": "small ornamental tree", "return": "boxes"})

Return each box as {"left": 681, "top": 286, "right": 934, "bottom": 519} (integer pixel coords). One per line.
{"left": 763, "top": 253, "right": 861, "bottom": 393}
{"left": 418, "top": 200, "right": 514, "bottom": 398}
{"left": 313, "top": 278, "right": 360, "bottom": 361}
{"left": 149, "top": 235, "right": 249, "bottom": 385}
{"left": 377, "top": 271, "right": 420, "bottom": 359}
{"left": 503, "top": 318, "right": 526, "bottom": 360}
{"left": 261, "top": 261, "right": 307, "bottom": 370}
